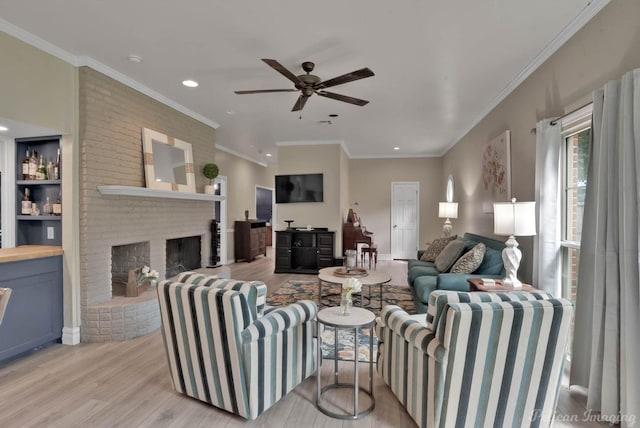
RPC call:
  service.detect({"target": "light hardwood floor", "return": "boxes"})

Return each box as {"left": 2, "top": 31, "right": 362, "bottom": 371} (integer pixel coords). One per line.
{"left": 0, "top": 249, "right": 608, "bottom": 427}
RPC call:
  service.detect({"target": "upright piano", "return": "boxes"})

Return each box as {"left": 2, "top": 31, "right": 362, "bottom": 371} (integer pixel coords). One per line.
{"left": 342, "top": 209, "right": 374, "bottom": 253}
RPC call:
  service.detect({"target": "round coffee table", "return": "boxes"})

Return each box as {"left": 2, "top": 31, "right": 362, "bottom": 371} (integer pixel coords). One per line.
{"left": 316, "top": 306, "right": 375, "bottom": 419}
{"left": 317, "top": 266, "right": 391, "bottom": 310}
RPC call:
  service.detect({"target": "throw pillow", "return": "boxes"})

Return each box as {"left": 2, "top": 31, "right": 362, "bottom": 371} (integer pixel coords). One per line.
{"left": 420, "top": 235, "right": 457, "bottom": 262}
{"left": 434, "top": 239, "right": 466, "bottom": 272}
{"left": 450, "top": 243, "right": 486, "bottom": 274}
{"left": 477, "top": 247, "right": 504, "bottom": 275}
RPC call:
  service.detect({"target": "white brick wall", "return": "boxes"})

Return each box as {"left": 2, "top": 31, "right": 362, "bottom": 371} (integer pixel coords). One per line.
{"left": 78, "top": 67, "right": 216, "bottom": 340}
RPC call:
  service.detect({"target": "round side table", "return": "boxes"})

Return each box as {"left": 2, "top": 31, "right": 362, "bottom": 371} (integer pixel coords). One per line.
{"left": 318, "top": 266, "right": 391, "bottom": 310}
{"left": 316, "top": 306, "right": 375, "bottom": 419}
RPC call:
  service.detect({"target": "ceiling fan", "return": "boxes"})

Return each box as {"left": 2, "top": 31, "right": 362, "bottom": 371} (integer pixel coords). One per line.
{"left": 235, "top": 59, "right": 374, "bottom": 112}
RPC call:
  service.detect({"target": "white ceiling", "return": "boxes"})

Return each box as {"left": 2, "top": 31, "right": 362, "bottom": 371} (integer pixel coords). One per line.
{"left": 0, "top": 0, "right": 606, "bottom": 164}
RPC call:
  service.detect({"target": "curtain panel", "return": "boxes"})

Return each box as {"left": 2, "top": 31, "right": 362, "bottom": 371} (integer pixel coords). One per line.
{"left": 533, "top": 119, "right": 562, "bottom": 296}
{"left": 570, "top": 68, "right": 640, "bottom": 427}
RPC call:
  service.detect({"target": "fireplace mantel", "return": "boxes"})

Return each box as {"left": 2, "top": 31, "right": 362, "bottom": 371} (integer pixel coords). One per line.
{"left": 97, "top": 185, "right": 224, "bottom": 201}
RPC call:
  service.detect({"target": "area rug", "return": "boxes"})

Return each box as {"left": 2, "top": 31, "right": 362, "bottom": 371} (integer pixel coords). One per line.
{"left": 266, "top": 280, "right": 417, "bottom": 362}
{"left": 266, "top": 281, "right": 416, "bottom": 317}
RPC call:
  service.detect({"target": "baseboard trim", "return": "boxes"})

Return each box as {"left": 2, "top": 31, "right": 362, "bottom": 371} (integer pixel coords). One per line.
{"left": 62, "top": 326, "right": 81, "bottom": 345}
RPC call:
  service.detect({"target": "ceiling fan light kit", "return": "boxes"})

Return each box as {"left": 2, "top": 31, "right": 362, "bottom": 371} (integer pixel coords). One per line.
{"left": 235, "top": 59, "right": 374, "bottom": 112}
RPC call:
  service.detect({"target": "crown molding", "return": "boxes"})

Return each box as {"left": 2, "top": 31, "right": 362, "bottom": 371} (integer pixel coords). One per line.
{"left": 350, "top": 153, "right": 440, "bottom": 160}
{"left": 1, "top": 19, "right": 220, "bottom": 130}
{"left": 275, "top": 140, "right": 352, "bottom": 158}
{"left": 441, "top": 0, "right": 611, "bottom": 156}
{"left": 215, "top": 144, "right": 268, "bottom": 167}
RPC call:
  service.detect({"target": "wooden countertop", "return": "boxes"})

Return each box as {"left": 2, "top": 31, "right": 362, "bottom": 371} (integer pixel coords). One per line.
{"left": 0, "top": 245, "right": 63, "bottom": 263}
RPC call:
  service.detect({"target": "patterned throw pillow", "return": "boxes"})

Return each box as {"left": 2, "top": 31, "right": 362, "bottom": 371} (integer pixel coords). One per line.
{"left": 420, "top": 235, "right": 457, "bottom": 262}
{"left": 450, "top": 243, "right": 486, "bottom": 274}
{"left": 434, "top": 239, "right": 466, "bottom": 272}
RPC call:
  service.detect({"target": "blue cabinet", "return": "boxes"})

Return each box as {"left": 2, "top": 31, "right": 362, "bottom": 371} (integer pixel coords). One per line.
{"left": 0, "top": 255, "right": 63, "bottom": 364}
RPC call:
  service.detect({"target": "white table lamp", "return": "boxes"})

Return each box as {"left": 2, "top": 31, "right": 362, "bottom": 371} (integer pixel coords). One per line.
{"left": 438, "top": 202, "right": 458, "bottom": 237}
{"left": 493, "top": 198, "right": 536, "bottom": 287}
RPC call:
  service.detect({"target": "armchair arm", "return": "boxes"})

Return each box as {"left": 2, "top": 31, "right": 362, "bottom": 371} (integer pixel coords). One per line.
{"left": 376, "top": 305, "right": 440, "bottom": 359}
{"left": 242, "top": 300, "right": 317, "bottom": 342}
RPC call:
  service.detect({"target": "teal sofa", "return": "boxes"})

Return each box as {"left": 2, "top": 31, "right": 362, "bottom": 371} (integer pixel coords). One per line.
{"left": 407, "top": 233, "right": 506, "bottom": 312}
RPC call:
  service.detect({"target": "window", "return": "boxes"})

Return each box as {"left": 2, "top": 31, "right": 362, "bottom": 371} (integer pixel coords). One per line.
{"left": 560, "top": 106, "right": 592, "bottom": 301}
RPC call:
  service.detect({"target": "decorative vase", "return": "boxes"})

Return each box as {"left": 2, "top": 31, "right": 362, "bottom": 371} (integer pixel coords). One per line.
{"left": 204, "top": 184, "right": 215, "bottom": 194}
{"left": 340, "top": 294, "right": 352, "bottom": 316}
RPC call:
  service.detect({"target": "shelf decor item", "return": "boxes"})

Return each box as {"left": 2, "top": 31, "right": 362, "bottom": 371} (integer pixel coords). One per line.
{"left": 125, "top": 265, "right": 159, "bottom": 297}
{"left": 202, "top": 163, "right": 219, "bottom": 194}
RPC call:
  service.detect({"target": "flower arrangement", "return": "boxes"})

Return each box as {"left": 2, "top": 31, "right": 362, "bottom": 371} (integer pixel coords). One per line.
{"left": 341, "top": 278, "right": 362, "bottom": 315}
{"left": 135, "top": 265, "right": 159, "bottom": 285}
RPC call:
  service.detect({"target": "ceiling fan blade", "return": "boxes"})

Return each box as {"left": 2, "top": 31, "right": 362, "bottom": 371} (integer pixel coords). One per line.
{"left": 235, "top": 89, "right": 298, "bottom": 94}
{"left": 291, "top": 95, "right": 310, "bottom": 112}
{"left": 319, "top": 67, "right": 374, "bottom": 89}
{"left": 262, "top": 59, "right": 302, "bottom": 85}
{"left": 316, "top": 91, "right": 369, "bottom": 106}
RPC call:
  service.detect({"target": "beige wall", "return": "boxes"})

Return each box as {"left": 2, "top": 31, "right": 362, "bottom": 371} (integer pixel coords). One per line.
{"left": 0, "top": 31, "right": 80, "bottom": 341}
{"left": 0, "top": 32, "right": 76, "bottom": 133}
{"left": 214, "top": 148, "right": 276, "bottom": 261}
{"left": 442, "top": 0, "right": 640, "bottom": 283}
{"left": 348, "top": 158, "right": 443, "bottom": 256}
{"left": 276, "top": 144, "right": 345, "bottom": 256}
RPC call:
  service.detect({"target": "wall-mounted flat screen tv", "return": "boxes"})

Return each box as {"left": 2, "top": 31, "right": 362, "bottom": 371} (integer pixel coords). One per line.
{"left": 275, "top": 173, "right": 324, "bottom": 203}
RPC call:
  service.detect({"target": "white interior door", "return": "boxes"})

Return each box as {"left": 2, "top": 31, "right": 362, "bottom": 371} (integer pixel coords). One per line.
{"left": 391, "top": 182, "right": 419, "bottom": 259}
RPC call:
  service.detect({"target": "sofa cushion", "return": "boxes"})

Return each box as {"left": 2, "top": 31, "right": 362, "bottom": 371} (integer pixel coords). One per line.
{"left": 408, "top": 259, "right": 435, "bottom": 271}
{"left": 450, "top": 243, "right": 486, "bottom": 274}
{"left": 476, "top": 246, "right": 504, "bottom": 275}
{"left": 420, "top": 235, "right": 457, "bottom": 262}
{"left": 408, "top": 265, "right": 439, "bottom": 284}
{"left": 434, "top": 240, "right": 466, "bottom": 272}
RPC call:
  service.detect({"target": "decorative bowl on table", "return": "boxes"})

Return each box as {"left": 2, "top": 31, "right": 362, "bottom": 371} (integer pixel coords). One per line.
{"left": 333, "top": 267, "right": 368, "bottom": 277}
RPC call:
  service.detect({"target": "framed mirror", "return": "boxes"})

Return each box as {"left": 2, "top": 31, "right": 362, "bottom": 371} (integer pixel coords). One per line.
{"left": 446, "top": 174, "right": 455, "bottom": 202}
{"left": 142, "top": 128, "right": 195, "bottom": 193}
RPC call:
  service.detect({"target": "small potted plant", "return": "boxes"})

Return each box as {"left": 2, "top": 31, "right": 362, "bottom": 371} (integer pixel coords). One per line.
{"left": 203, "top": 163, "right": 219, "bottom": 194}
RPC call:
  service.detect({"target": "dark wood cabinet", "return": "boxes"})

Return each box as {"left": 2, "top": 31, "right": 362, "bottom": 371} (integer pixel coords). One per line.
{"left": 234, "top": 220, "right": 267, "bottom": 262}
{"left": 274, "top": 229, "right": 335, "bottom": 274}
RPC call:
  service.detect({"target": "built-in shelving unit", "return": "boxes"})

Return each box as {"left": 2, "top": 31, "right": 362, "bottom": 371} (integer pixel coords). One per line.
{"left": 97, "top": 185, "right": 225, "bottom": 201}
{"left": 15, "top": 136, "right": 62, "bottom": 246}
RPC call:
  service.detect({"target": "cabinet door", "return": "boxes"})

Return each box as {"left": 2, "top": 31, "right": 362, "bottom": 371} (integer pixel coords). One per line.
{"left": 316, "top": 232, "right": 334, "bottom": 268}
{"left": 275, "top": 232, "right": 292, "bottom": 270}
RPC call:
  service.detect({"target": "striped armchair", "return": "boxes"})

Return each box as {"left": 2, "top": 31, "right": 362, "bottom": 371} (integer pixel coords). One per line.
{"left": 375, "top": 290, "right": 574, "bottom": 428}
{"left": 157, "top": 276, "right": 318, "bottom": 420}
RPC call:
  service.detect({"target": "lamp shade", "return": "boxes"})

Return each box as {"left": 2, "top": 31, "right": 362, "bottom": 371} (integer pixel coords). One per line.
{"left": 438, "top": 202, "right": 458, "bottom": 219}
{"left": 493, "top": 199, "right": 536, "bottom": 236}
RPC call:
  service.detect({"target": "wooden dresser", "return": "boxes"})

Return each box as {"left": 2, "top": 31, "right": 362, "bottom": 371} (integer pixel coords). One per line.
{"left": 234, "top": 220, "right": 267, "bottom": 262}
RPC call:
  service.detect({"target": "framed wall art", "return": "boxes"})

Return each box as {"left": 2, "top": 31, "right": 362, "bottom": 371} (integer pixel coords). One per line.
{"left": 142, "top": 128, "right": 196, "bottom": 193}
{"left": 482, "top": 130, "right": 511, "bottom": 200}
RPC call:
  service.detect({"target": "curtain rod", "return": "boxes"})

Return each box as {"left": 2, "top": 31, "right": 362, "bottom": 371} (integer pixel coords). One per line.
{"left": 550, "top": 102, "right": 593, "bottom": 126}
{"left": 531, "top": 101, "right": 593, "bottom": 134}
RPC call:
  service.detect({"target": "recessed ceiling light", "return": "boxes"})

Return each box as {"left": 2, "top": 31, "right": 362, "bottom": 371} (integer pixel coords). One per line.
{"left": 329, "top": 114, "right": 338, "bottom": 118}
{"left": 265, "top": 153, "right": 272, "bottom": 157}
{"left": 393, "top": 146, "right": 400, "bottom": 150}
{"left": 182, "top": 79, "right": 199, "bottom": 88}
{"left": 226, "top": 111, "right": 236, "bottom": 115}
{"left": 0, "top": 125, "right": 8, "bottom": 132}
{"left": 127, "top": 54, "right": 143, "bottom": 63}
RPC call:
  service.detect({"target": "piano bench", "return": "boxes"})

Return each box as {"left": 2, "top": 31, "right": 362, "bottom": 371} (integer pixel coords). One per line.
{"left": 361, "top": 245, "right": 378, "bottom": 269}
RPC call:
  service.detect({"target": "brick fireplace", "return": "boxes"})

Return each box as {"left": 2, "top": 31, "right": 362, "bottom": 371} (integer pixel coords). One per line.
{"left": 77, "top": 67, "right": 216, "bottom": 343}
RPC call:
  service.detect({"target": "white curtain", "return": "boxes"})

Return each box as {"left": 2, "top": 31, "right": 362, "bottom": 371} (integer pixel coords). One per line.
{"left": 533, "top": 119, "right": 562, "bottom": 296}
{"left": 571, "top": 68, "right": 640, "bottom": 427}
